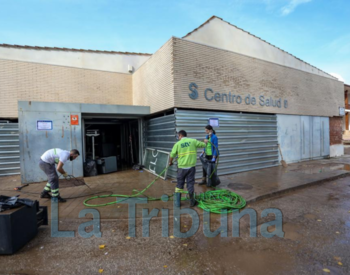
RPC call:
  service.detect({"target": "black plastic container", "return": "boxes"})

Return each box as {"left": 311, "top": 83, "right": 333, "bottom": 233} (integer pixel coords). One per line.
{"left": 0, "top": 198, "right": 48, "bottom": 255}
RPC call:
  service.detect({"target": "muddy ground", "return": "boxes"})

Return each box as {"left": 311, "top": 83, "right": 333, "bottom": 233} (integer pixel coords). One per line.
{"left": 1, "top": 176, "right": 350, "bottom": 274}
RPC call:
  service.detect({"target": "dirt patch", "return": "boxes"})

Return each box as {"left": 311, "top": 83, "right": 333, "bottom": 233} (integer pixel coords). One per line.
{"left": 304, "top": 213, "right": 317, "bottom": 220}
{"left": 283, "top": 222, "right": 303, "bottom": 241}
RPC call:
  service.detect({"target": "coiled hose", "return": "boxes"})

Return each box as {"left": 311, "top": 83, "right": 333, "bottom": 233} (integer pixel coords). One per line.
{"left": 83, "top": 140, "right": 246, "bottom": 213}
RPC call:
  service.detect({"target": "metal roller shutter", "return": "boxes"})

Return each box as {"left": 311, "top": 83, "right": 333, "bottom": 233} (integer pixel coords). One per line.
{"left": 144, "top": 109, "right": 279, "bottom": 179}
{"left": 0, "top": 122, "right": 20, "bottom": 177}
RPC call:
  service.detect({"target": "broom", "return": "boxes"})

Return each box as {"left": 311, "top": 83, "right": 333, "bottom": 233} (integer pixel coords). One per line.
{"left": 278, "top": 144, "right": 288, "bottom": 168}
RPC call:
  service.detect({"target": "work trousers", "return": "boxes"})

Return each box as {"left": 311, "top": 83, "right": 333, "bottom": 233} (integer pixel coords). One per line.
{"left": 176, "top": 167, "right": 196, "bottom": 194}
{"left": 39, "top": 159, "right": 60, "bottom": 197}
{"left": 202, "top": 155, "right": 212, "bottom": 177}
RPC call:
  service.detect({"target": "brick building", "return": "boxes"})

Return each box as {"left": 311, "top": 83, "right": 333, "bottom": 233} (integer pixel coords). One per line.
{"left": 343, "top": 84, "right": 350, "bottom": 144}
{"left": 0, "top": 16, "right": 345, "bottom": 182}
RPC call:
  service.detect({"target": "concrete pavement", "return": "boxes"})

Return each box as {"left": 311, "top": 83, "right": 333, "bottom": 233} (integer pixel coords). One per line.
{"left": 1, "top": 171, "right": 350, "bottom": 274}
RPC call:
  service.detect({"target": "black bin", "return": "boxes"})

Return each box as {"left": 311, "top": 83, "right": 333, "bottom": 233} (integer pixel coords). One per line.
{"left": 0, "top": 199, "right": 48, "bottom": 255}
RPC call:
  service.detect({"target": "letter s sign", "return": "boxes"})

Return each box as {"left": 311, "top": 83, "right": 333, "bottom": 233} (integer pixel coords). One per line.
{"left": 188, "top": 82, "right": 198, "bottom": 100}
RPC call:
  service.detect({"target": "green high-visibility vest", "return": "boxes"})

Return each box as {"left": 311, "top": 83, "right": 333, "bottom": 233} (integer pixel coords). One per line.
{"left": 54, "top": 148, "right": 59, "bottom": 164}
{"left": 170, "top": 138, "right": 206, "bottom": 168}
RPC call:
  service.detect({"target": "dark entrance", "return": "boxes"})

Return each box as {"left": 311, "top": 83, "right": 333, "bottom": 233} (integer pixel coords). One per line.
{"left": 83, "top": 117, "right": 140, "bottom": 175}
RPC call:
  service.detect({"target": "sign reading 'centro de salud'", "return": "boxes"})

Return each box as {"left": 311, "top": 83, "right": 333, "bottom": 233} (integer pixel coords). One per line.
{"left": 188, "top": 83, "right": 288, "bottom": 109}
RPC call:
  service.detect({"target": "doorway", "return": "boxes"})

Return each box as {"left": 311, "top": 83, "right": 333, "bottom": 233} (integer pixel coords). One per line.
{"left": 82, "top": 117, "right": 141, "bottom": 175}
{"left": 301, "top": 116, "right": 329, "bottom": 160}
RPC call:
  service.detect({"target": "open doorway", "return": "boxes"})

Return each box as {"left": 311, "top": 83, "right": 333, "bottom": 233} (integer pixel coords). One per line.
{"left": 83, "top": 117, "right": 140, "bottom": 176}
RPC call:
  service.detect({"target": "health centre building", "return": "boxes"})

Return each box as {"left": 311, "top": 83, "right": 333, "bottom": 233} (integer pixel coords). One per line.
{"left": 0, "top": 16, "right": 344, "bottom": 182}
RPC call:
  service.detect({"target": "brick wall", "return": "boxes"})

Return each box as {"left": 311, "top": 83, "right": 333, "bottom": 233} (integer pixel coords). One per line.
{"left": 1, "top": 38, "right": 345, "bottom": 118}
{"left": 132, "top": 38, "right": 174, "bottom": 113}
{"left": 0, "top": 59, "right": 132, "bottom": 118}
{"left": 173, "top": 38, "right": 344, "bottom": 117}
{"left": 330, "top": 117, "right": 343, "bottom": 145}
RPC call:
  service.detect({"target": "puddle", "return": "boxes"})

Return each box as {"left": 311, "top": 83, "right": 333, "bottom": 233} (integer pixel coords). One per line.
{"left": 290, "top": 163, "right": 350, "bottom": 174}
{"left": 258, "top": 223, "right": 303, "bottom": 241}
{"left": 190, "top": 235, "right": 295, "bottom": 274}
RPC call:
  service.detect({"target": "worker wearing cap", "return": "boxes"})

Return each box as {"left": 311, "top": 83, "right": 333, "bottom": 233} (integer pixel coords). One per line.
{"left": 39, "top": 148, "right": 80, "bottom": 202}
{"left": 169, "top": 130, "right": 208, "bottom": 207}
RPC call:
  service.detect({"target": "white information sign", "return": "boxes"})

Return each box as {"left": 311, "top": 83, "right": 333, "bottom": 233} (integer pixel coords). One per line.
{"left": 37, "top": 120, "right": 53, "bottom": 130}
{"left": 209, "top": 118, "right": 219, "bottom": 127}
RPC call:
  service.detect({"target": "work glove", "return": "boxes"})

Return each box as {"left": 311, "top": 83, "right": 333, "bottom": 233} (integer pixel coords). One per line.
{"left": 62, "top": 173, "right": 68, "bottom": 178}
{"left": 211, "top": 157, "right": 216, "bottom": 163}
{"left": 200, "top": 152, "right": 204, "bottom": 157}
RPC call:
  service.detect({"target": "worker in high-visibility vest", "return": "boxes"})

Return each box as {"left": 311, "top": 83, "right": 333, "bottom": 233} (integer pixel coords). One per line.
{"left": 39, "top": 148, "right": 80, "bottom": 202}
{"left": 169, "top": 130, "right": 208, "bottom": 207}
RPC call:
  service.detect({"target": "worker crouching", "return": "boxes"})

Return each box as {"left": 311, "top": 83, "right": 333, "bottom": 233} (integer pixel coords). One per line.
{"left": 169, "top": 130, "right": 208, "bottom": 208}
{"left": 39, "top": 148, "right": 80, "bottom": 203}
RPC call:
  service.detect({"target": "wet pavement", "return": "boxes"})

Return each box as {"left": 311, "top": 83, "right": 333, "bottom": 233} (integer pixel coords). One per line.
{"left": 218, "top": 155, "right": 350, "bottom": 203}
{"left": 1, "top": 156, "right": 350, "bottom": 273}
{"left": 1, "top": 156, "right": 350, "bottom": 222}
{"left": 1, "top": 175, "right": 350, "bottom": 274}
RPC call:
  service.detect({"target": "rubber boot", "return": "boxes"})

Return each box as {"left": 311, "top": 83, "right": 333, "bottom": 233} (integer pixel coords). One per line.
{"left": 199, "top": 177, "right": 206, "bottom": 185}
{"left": 174, "top": 193, "right": 181, "bottom": 208}
{"left": 206, "top": 179, "right": 212, "bottom": 188}
{"left": 189, "top": 192, "right": 197, "bottom": 207}
{"left": 40, "top": 190, "right": 52, "bottom": 199}
{"left": 52, "top": 195, "right": 67, "bottom": 203}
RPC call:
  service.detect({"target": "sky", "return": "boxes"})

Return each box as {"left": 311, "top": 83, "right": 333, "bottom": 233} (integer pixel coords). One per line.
{"left": 0, "top": 0, "right": 349, "bottom": 83}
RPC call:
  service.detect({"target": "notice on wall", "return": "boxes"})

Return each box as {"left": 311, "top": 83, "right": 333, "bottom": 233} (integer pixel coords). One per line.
{"left": 37, "top": 120, "right": 53, "bottom": 130}
{"left": 209, "top": 118, "right": 219, "bottom": 127}
{"left": 339, "top": 107, "right": 345, "bottom": 116}
{"left": 71, "top": 115, "right": 79, "bottom": 125}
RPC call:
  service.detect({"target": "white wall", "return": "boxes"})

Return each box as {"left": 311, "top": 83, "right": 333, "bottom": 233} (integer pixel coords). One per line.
{"left": 277, "top": 114, "right": 330, "bottom": 163}
{"left": 184, "top": 17, "right": 336, "bottom": 80}
{"left": 277, "top": 115, "right": 301, "bottom": 163}
{"left": 0, "top": 47, "right": 151, "bottom": 74}
{"left": 330, "top": 144, "right": 344, "bottom": 157}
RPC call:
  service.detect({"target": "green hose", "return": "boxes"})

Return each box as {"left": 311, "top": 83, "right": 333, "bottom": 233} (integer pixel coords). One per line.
{"left": 195, "top": 189, "right": 246, "bottom": 214}
{"left": 83, "top": 141, "right": 246, "bottom": 213}
{"left": 83, "top": 167, "right": 246, "bottom": 213}
{"left": 83, "top": 167, "right": 170, "bottom": 207}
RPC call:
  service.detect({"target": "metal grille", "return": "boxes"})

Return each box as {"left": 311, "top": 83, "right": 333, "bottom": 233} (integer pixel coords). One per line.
{"left": 144, "top": 109, "right": 279, "bottom": 179}
{"left": 0, "top": 123, "right": 20, "bottom": 176}
{"left": 143, "top": 114, "right": 177, "bottom": 178}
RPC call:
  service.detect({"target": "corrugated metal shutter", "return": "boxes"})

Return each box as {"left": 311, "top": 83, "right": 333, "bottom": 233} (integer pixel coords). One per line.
{"left": 0, "top": 122, "right": 20, "bottom": 176}
{"left": 144, "top": 109, "right": 279, "bottom": 179}
{"left": 175, "top": 109, "right": 279, "bottom": 178}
